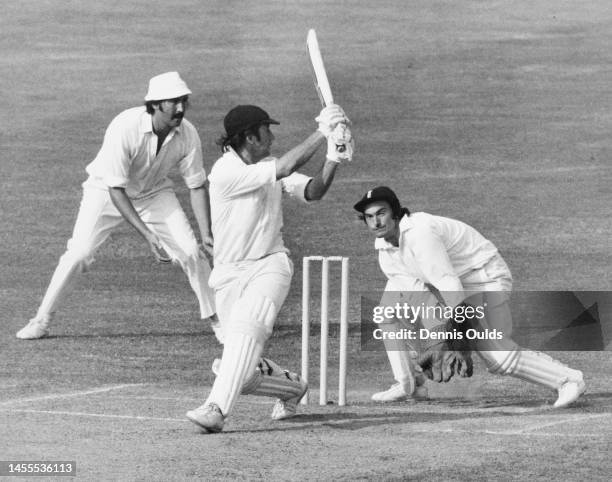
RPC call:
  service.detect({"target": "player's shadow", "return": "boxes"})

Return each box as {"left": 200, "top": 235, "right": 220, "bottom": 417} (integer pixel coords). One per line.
{"left": 231, "top": 388, "right": 612, "bottom": 434}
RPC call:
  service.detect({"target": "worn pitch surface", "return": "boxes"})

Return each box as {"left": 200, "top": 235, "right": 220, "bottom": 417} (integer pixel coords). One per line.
{"left": 1, "top": 1, "right": 611, "bottom": 480}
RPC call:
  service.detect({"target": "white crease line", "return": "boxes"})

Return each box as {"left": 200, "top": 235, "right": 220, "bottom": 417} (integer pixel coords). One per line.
{"left": 105, "top": 395, "right": 276, "bottom": 406}
{"left": 0, "top": 384, "right": 144, "bottom": 406}
{"left": 2, "top": 408, "right": 186, "bottom": 423}
{"left": 107, "top": 395, "right": 203, "bottom": 402}
{"left": 510, "top": 413, "right": 612, "bottom": 434}
{"left": 0, "top": 408, "right": 609, "bottom": 437}
{"left": 408, "top": 427, "right": 606, "bottom": 438}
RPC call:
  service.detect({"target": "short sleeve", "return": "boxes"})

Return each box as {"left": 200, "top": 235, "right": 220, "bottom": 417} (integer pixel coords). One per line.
{"left": 97, "top": 115, "right": 134, "bottom": 189}
{"left": 210, "top": 157, "right": 276, "bottom": 198}
{"left": 281, "top": 171, "right": 312, "bottom": 203}
{"left": 178, "top": 123, "right": 206, "bottom": 189}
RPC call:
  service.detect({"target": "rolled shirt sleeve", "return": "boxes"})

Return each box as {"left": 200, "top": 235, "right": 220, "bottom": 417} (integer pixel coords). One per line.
{"left": 96, "top": 115, "right": 135, "bottom": 189}
{"left": 281, "top": 171, "right": 312, "bottom": 203}
{"left": 210, "top": 156, "right": 276, "bottom": 199}
{"left": 178, "top": 125, "right": 207, "bottom": 189}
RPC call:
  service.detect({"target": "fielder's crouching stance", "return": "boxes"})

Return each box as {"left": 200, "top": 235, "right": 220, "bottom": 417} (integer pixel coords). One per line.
{"left": 355, "top": 186, "right": 586, "bottom": 408}
{"left": 17, "top": 72, "right": 216, "bottom": 339}
{"left": 186, "top": 104, "right": 353, "bottom": 432}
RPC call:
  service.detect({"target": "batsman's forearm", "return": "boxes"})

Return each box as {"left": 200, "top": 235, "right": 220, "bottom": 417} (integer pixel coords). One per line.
{"left": 305, "top": 159, "right": 338, "bottom": 200}
{"left": 108, "top": 187, "right": 151, "bottom": 240}
{"left": 275, "top": 131, "right": 325, "bottom": 179}
{"left": 190, "top": 185, "right": 213, "bottom": 240}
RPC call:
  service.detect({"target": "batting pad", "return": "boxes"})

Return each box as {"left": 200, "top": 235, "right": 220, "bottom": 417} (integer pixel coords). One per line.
{"left": 385, "top": 349, "right": 423, "bottom": 393}
{"left": 484, "top": 350, "right": 582, "bottom": 390}
{"left": 511, "top": 350, "right": 583, "bottom": 390}
{"left": 228, "top": 295, "right": 278, "bottom": 344}
{"left": 241, "top": 358, "right": 304, "bottom": 400}
{"left": 205, "top": 333, "right": 263, "bottom": 416}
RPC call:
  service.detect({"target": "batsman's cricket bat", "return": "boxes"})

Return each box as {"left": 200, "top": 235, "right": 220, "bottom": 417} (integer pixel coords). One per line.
{"left": 307, "top": 29, "right": 346, "bottom": 152}
{"left": 307, "top": 29, "right": 334, "bottom": 107}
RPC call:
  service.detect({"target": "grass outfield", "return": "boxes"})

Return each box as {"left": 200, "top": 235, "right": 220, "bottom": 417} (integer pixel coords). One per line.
{"left": 1, "top": 0, "right": 611, "bottom": 480}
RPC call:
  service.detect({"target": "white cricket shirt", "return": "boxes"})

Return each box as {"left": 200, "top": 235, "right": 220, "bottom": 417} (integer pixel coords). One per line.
{"left": 84, "top": 107, "right": 206, "bottom": 199}
{"left": 376, "top": 212, "right": 499, "bottom": 306}
{"left": 208, "top": 148, "right": 311, "bottom": 264}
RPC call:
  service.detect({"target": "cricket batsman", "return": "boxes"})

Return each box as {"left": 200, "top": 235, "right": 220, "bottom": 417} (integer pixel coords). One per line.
{"left": 354, "top": 186, "right": 586, "bottom": 408}
{"left": 186, "top": 103, "right": 353, "bottom": 433}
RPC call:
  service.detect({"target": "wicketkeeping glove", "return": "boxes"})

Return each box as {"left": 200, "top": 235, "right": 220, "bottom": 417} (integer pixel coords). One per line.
{"left": 316, "top": 104, "right": 349, "bottom": 137}
{"left": 417, "top": 345, "right": 473, "bottom": 382}
{"left": 416, "top": 320, "right": 474, "bottom": 382}
{"left": 326, "top": 123, "right": 354, "bottom": 163}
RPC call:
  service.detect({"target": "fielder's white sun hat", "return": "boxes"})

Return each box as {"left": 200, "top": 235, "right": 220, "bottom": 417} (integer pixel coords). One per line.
{"left": 144, "top": 71, "right": 192, "bottom": 101}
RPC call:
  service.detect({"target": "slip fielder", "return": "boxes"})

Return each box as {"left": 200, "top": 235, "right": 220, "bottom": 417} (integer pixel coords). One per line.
{"left": 17, "top": 72, "right": 217, "bottom": 339}
{"left": 354, "top": 186, "right": 586, "bottom": 408}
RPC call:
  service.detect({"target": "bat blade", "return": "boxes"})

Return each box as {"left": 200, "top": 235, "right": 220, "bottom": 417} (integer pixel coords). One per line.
{"left": 307, "top": 29, "right": 334, "bottom": 106}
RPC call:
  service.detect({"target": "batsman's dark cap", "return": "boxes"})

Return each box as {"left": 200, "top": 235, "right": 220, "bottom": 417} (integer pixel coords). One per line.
{"left": 353, "top": 186, "right": 401, "bottom": 214}
{"left": 224, "top": 105, "right": 280, "bottom": 138}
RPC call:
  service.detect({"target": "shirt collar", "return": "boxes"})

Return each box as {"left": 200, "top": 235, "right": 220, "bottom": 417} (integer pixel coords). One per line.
{"left": 224, "top": 147, "right": 274, "bottom": 166}
{"left": 224, "top": 147, "right": 245, "bottom": 164}
{"left": 374, "top": 214, "right": 413, "bottom": 250}
{"left": 140, "top": 110, "right": 154, "bottom": 134}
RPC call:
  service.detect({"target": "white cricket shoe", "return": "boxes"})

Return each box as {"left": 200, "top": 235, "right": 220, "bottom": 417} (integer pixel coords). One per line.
{"left": 271, "top": 376, "right": 308, "bottom": 421}
{"left": 371, "top": 382, "right": 429, "bottom": 402}
{"left": 553, "top": 373, "right": 586, "bottom": 408}
{"left": 16, "top": 315, "right": 52, "bottom": 340}
{"left": 186, "top": 403, "right": 225, "bottom": 433}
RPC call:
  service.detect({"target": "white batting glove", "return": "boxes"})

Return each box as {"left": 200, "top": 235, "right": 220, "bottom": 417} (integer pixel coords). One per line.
{"left": 316, "top": 104, "right": 349, "bottom": 137}
{"left": 326, "top": 123, "right": 354, "bottom": 163}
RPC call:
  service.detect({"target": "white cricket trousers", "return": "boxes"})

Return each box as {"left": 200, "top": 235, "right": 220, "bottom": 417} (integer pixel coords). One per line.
{"left": 204, "top": 252, "right": 294, "bottom": 415}
{"left": 34, "top": 186, "right": 215, "bottom": 320}
{"left": 383, "top": 254, "right": 581, "bottom": 391}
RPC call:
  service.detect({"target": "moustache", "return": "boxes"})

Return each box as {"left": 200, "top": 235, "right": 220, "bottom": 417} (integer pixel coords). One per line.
{"left": 173, "top": 113, "right": 184, "bottom": 120}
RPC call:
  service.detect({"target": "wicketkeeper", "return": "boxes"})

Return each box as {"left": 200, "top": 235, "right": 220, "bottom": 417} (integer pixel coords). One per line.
{"left": 354, "top": 186, "right": 586, "bottom": 408}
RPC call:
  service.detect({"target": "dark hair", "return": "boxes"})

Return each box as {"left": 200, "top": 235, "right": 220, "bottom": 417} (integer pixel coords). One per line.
{"left": 397, "top": 206, "right": 411, "bottom": 219}
{"left": 216, "top": 124, "right": 263, "bottom": 152}
{"left": 145, "top": 100, "right": 159, "bottom": 115}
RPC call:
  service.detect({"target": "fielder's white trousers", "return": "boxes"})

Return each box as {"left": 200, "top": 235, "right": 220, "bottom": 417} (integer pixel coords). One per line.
{"left": 382, "top": 254, "right": 581, "bottom": 391}
{"left": 35, "top": 185, "right": 215, "bottom": 320}
{"left": 380, "top": 255, "right": 514, "bottom": 384}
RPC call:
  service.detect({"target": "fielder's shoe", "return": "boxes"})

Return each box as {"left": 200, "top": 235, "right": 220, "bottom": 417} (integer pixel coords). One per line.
{"left": 271, "top": 375, "right": 308, "bottom": 421}
{"left": 16, "top": 315, "right": 52, "bottom": 340}
{"left": 553, "top": 373, "right": 586, "bottom": 408}
{"left": 371, "top": 382, "right": 429, "bottom": 402}
{"left": 186, "top": 403, "right": 225, "bottom": 433}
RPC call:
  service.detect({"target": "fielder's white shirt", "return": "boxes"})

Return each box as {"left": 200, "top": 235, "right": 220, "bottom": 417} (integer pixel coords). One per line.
{"left": 208, "top": 148, "right": 311, "bottom": 264}
{"left": 377, "top": 212, "right": 499, "bottom": 306}
{"left": 84, "top": 106, "right": 206, "bottom": 199}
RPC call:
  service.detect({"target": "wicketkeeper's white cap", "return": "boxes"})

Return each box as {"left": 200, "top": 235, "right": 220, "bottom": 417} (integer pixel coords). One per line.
{"left": 144, "top": 71, "right": 192, "bottom": 101}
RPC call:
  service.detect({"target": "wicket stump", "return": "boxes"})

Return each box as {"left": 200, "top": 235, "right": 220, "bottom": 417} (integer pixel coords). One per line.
{"left": 301, "top": 256, "right": 349, "bottom": 406}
